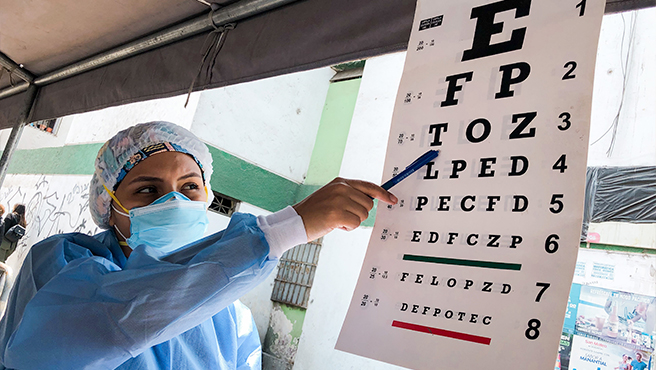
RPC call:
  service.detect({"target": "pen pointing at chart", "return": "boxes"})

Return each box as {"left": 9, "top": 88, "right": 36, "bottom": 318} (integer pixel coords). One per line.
{"left": 292, "top": 152, "right": 438, "bottom": 242}
{"left": 381, "top": 149, "right": 440, "bottom": 191}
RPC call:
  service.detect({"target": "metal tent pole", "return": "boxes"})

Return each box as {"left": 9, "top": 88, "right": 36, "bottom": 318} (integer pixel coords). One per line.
{"left": 0, "top": 86, "right": 38, "bottom": 189}
{"left": 0, "top": 0, "right": 299, "bottom": 100}
{"left": 0, "top": 51, "right": 34, "bottom": 84}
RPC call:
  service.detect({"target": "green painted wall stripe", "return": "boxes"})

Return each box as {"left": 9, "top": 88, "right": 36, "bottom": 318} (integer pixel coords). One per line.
{"left": 279, "top": 303, "right": 306, "bottom": 340}
{"left": 3, "top": 143, "right": 302, "bottom": 213}
{"left": 580, "top": 242, "right": 656, "bottom": 255}
{"left": 304, "top": 78, "right": 362, "bottom": 186}
{"left": 296, "top": 76, "right": 378, "bottom": 228}
{"left": 205, "top": 146, "right": 300, "bottom": 212}
{"left": 3, "top": 143, "right": 103, "bottom": 175}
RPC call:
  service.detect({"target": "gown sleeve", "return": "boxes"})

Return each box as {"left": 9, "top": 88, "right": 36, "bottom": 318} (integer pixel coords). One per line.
{"left": 0, "top": 213, "right": 280, "bottom": 370}
{"left": 233, "top": 301, "right": 263, "bottom": 370}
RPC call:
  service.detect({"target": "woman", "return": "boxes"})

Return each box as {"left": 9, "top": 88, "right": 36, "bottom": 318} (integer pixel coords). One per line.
{"left": 0, "top": 121, "right": 396, "bottom": 369}
{"left": 2, "top": 205, "right": 26, "bottom": 233}
{"left": 616, "top": 354, "right": 630, "bottom": 370}
{"left": 0, "top": 204, "right": 27, "bottom": 263}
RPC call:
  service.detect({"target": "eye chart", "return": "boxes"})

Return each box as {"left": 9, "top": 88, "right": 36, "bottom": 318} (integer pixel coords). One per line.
{"left": 336, "top": 1, "right": 604, "bottom": 369}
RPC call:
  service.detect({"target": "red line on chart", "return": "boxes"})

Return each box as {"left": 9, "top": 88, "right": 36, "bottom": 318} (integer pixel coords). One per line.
{"left": 392, "top": 320, "right": 491, "bottom": 345}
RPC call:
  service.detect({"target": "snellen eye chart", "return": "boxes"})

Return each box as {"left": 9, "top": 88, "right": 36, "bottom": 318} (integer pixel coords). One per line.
{"left": 336, "top": 1, "right": 604, "bottom": 369}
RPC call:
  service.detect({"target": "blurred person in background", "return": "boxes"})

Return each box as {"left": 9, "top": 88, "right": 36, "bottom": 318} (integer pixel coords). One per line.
{"left": 0, "top": 205, "right": 27, "bottom": 263}
{"left": 0, "top": 205, "right": 5, "bottom": 242}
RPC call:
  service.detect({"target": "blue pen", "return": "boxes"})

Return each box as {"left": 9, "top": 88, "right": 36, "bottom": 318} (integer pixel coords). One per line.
{"left": 381, "top": 149, "right": 440, "bottom": 191}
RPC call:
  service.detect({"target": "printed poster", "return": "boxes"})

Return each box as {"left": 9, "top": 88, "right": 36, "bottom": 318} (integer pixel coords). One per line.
{"left": 568, "top": 284, "right": 656, "bottom": 353}
{"left": 336, "top": 0, "right": 606, "bottom": 369}
{"left": 568, "top": 335, "right": 652, "bottom": 370}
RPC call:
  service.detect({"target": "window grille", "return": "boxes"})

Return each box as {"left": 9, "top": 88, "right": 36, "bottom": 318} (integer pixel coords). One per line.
{"left": 28, "top": 118, "right": 60, "bottom": 135}
{"left": 208, "top": 191, "right": 239, "bottom": 216}
{"left": 271, "top": 238, "right": 322, "bottom": 308}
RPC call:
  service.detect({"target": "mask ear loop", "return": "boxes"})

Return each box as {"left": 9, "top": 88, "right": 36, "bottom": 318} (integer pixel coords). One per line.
{"left": 113, "top": 225, "right": 130, "bottom": 247}
{"left": 103, "top": 184, "right": 131, "bottom": 247}
{"left": 103, "top": 184, "right": 130, "bottom": 214}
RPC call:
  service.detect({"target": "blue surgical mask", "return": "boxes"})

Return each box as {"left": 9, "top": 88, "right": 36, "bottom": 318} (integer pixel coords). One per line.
{"left": 110, "top": 191, "right": 209, "bottom": 254}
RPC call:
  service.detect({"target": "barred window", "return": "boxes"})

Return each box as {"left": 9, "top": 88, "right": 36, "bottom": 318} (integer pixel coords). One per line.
{"left": 270, "top": 238, "right": 322, "bottom": 308}
{"left": 208, "top": 191, "right": 239, "bottom": 216}
{"left": 28, "top": 118, "right": 60, "bottom": 135}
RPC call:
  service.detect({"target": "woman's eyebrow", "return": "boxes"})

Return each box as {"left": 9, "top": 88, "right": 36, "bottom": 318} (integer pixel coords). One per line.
{"left": 178, "top": 171, "right": 202, "bottom": 181}
{"left": 129, "top": 176, "right": 163, "bottom": 184}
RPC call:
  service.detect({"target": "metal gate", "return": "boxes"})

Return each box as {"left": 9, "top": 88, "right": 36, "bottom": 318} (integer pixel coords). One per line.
{"left": 270, "top": 238, "right": 322, "bottom": 308}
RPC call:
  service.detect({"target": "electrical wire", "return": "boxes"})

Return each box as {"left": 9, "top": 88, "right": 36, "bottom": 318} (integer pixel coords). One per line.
{"left": 589, "top": 11, "right": 638, "bottom": 158}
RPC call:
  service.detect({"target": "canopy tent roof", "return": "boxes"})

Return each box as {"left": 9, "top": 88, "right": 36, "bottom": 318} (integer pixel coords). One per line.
{"left": 0, "top": 0, "right": 654, "bottom": 130}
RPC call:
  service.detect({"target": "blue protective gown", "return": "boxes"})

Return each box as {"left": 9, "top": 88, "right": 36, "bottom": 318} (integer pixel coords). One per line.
{"left": 0, "top": 213, "right": 276, "bottom": 370}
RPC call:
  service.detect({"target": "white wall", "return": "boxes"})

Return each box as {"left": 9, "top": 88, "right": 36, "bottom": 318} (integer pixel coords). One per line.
{"left": 585, "top": 9, "right": 656, "bottom": 248}
{"left": 65, "top": 93, "right": 201, "bottom": 145}
{"left": 588, "top": 9, "right": 656, "bottom": 167}
{"left": 293, "top": 53, "right": 408, "bottom": 370}
{"left": 0, "top": 174, "right": 96, "bottom": 281}
{"left": 190, "top": 67, "right": 334, "bottom": 183}
{"left": 588, "top": 222, "right": 656, "bottom": 250}
{"left": 339, "top": 52, "right": 406, "bottom": 183}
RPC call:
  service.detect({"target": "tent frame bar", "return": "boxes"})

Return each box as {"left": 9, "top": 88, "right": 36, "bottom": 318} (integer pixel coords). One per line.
{"left": 0, "top": 0, "right": 299, "bottom": 101}
{"left": 0, "top": 85, "right": 38, "bottom": 188}
{"left": 0, "top": 51, "right": 34, "bottom": 84}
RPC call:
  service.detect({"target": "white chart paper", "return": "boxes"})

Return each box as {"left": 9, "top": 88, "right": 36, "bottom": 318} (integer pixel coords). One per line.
{"left": 336, "top": 1, "right": 604, "bottom": 369}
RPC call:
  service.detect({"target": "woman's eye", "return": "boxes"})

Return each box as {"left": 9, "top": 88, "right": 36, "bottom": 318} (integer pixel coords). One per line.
{"left": 136, "top": 186, "right": 157, "bottom": 194}
{"left": 182, "top": 183, "right": 200, "bottom": 191}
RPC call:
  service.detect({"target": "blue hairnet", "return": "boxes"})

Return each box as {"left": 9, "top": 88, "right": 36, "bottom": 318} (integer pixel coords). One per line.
{"left": 89, "top": 121, "right": 214, "bottom": 229}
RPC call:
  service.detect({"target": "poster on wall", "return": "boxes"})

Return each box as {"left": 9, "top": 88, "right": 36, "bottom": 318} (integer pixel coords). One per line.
{"left": 560, "top": 283, "right": 656, "bottom": 370}
{"left": 568, "top": 335, "right": 652, "bottom": 370}
{"left": 336, "top": 0, "right": 605, "bottom": 369}
{"left": 573, "top": 249, "right": 656, "bottom": 296}
{"left": 566, "top": 284, "right": 656, "bottom": 353}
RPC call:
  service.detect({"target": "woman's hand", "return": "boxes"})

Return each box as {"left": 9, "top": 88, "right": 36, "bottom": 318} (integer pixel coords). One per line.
{"left": 292, "top": 177, "right": 398, "bottom": 242}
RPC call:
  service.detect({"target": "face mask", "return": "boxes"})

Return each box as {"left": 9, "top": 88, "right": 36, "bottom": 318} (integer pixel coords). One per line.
{"left": 106, "top": 187, "right": 209, "bottom": 254}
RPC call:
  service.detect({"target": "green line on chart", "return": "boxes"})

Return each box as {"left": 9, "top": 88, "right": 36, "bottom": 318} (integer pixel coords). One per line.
{"left": 403, "top": 254, "right": 522, "bottom": 271}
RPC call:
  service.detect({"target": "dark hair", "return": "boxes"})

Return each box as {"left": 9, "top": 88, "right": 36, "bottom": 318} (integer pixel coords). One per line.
{"left": 12, "top": 204, "right": 25, "bottom": 215}
{"left": 12, "top": 204, "right": 27, "bottom": 227}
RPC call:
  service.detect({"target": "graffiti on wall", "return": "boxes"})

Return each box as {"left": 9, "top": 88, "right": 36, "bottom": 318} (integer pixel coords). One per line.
{"left": 0, "top": 174, "right": 97, "bottom": 264}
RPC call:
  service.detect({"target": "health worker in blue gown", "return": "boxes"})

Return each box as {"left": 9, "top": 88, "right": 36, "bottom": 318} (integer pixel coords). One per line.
{"left": 0, "top": 121, "right": 397, "bottom": 370}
